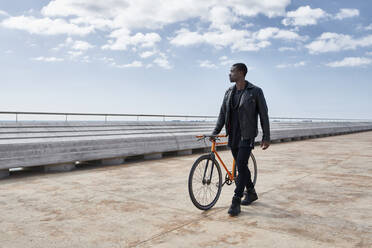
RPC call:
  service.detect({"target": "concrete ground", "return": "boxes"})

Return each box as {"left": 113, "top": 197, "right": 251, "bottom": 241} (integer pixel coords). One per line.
{"left": 0, "top": 132, "right": 371, "bottom": 248}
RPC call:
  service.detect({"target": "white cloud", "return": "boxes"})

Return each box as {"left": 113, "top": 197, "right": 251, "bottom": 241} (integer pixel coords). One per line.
{"left": 219, "top": 56, "right": 235, "bottom": 66}
{"left": 282, "top": 6, "right": 359, "bottom": 27}
{"left": 282, "top": 6, "right": 328, "bottom": 26}
{"left": 1, "top": 16, "right": 93, "bottom": 36}
{"left": 102, "top": 29, "right": 161, "bottom": 51}
{"left": 169, "top": 28, "right": 205, "bottom": 46}
{"left": 199, "top": 60, "right": 217, "bottom": 69}
{"left": 41, "top": 0, "right": 210, "bottom": 30}
{"left": 68, "top": 50, "right": 83, "bottom": 57}
{"left": 52, "top": 37, "right": 93, "bottom": 53}
{"left": 334, "top": 8, "right": 359, "bottom": 20}
{"left": 81, "top": 56, "right": 91, "bottom": 63}
{"left": 32, "top": 56, "right": 64, "bottom": 62}
{"left": 170, "top": 26, "right": 303, "bottom": 52}
{"left": 4, "top": 50, "right": 13, "bottom": 54}
{"left": 366, "top": 51, "right": 372, "bottom": 56}
{"left": 326, "top": 57, "right": 372, "bottom": 67}
{"left": 0, "top": 10, "right": 9, "bottom": 17}
{"left": 140, "top": 50, "right": 157, "bottom": 58}
{"left": 153, "top": 54, "right": 171, "bottom": 69}
{"left": 229, "top": 0, "right": 290, "bottom": 18}
{"left": 244, "top": 23, "right": 254, "bottom": 28}
{"left": 113, "top": 60, "right": 143, "bottom": 68}
{"left": 365, "top": 24, "right": 372, "bottom": 31}
{"left": 306, "top": 33, "right": 372, "bottom": 54}
{"left": 1, "top": 0, "right": 293, "bottom": 56}
{"left": 101, "top": 57, "right": 115, "bottom": 63}
{"left": 52, "top": 37, "right": 72, "bottom": 51}
{"left": 41, "top": 0, "right": 290, "bottom": 31}
{"left": 276, "top": 64, "right": 288, "bottom": 69}
{"left": 279, "top": 46, "right": 296, "bottom": 52}
{"left": 72, "top": 40, "right": 94, "bottom": 50}
{"left": 253, "top": 27, "right": 306, "bottom": 41}
{"left": 206, "top": 6, "right": 240, "bottom": 31}
{"left": 276, "top": 61, "right": 306, "bottom": 68}
{"left": 1, "top": 0, "right": 296, "bottom": 67}
{"left": 294, "top": 61, "right": 306, "bottom": 67}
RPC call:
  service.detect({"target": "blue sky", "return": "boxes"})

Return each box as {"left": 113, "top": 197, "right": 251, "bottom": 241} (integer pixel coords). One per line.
{"left": 0, "top": 0, "right": 371, "bottom": 119}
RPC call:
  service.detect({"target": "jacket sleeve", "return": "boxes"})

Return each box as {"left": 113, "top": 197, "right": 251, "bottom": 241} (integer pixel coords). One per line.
{"left": 212, "top": 91, "right": 228, "bottom": 135}
{"left": 257, "top": 88, "right": 270, "bottom": 142}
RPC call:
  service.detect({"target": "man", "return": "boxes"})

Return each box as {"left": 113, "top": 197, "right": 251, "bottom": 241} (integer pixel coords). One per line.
{"left": 212, "top": 63, "right": 270, "bottom": 216}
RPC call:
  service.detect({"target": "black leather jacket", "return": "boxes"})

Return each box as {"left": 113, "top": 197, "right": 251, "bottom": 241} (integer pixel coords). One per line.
{"left": 212, "top": 81, "right": 270, "bottom": 142}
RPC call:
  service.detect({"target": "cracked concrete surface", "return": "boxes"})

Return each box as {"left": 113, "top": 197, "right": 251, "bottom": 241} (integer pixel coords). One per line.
{"left": 0, "top": 131, "right": 371, "bottom": 248}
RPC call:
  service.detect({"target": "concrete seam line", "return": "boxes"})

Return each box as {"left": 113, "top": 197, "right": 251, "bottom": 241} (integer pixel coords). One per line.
{"left": 129, "top": 207, "right": 228, "bottom": 248}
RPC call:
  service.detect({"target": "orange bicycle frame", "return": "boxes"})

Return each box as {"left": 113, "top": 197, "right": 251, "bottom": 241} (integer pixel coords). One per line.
{"left": 196, "top": 135, "right": 236, "bottom": 181}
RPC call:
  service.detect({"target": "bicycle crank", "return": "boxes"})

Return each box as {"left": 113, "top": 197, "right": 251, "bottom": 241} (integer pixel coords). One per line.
{"left": 221, "top": 172, "right": 233, "bottom": 187}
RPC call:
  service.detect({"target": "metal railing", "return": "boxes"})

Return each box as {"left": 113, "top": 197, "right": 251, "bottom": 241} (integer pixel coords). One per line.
{"left": 0, "top": 111, "right": 371, "bottom": 123}
{"left": 0, "top": 111, "right": 217, "bottom": 122}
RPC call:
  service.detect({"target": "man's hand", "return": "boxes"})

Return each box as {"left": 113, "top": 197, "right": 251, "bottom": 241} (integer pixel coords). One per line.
{"left": 209, "top": 135, "right": 216, "bottom": 142}
{"left": 261, "top": 141, "right": 270, "bottom": 150}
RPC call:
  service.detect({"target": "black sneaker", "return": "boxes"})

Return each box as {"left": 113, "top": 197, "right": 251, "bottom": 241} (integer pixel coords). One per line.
{"left": 228, "top": 196, "right": 241, "bottom": 216}
{"left": 241, "top": 188, "right": 258, "bottom": 206}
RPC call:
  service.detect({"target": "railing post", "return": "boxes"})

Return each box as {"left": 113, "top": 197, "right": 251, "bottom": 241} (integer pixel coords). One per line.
{"left": 105, "top": 115, "right": 107, "bottom": 123}
{"left": 65, "top": 115, "right": 68, "bottom": 122}
{"left": 16, "top": 113, "right": 18, "bottom": 123}
{"left": 137, "top": 116, "right": 139, "bottom": 121}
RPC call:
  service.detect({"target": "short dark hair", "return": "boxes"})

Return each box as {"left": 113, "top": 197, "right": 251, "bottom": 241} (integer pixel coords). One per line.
{"left": 233, "top": 63, "right": 248, "bottom": 76}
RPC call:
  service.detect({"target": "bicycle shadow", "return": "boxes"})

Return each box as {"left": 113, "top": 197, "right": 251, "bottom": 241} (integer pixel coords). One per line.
{"left": 239, "top": 201, "right": 300, "bottom": 219}
{"left": 199, "top": 206, "right": 228, "bottom": 217}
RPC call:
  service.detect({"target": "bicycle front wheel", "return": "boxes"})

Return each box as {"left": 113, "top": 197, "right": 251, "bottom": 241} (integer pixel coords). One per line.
{"left": 188, "top": 154, "right": 222, "bottom": 210}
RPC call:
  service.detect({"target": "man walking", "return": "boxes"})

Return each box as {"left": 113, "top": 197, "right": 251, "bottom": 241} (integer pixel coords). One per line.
{"left": 212, "top": 63, "right": 270, "bottom": 216}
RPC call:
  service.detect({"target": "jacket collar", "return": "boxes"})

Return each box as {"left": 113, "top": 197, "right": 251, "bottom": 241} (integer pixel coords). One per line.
{"left": 246, "top": 80, "right": 255, "bottom": 89}
{"left": 230, "top": 80, "right": 254, "bottom": 92}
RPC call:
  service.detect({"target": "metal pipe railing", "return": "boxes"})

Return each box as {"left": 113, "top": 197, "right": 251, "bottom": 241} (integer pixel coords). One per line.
{"left": 0, "top": 111, "right": 217, "bottom": 122}
{"left": 0, "top": 111, "right": 371, "bottom": 123}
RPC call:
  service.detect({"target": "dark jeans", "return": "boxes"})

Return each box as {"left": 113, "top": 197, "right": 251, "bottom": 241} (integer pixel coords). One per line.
{"left": 231, "top": 146, "right": 254, "bottom": 198}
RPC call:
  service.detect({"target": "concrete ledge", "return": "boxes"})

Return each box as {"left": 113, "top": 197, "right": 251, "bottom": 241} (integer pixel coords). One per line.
{"left": 177, "top": 150, "right": 192, "bottom": 156}
{"left": 144, "top": 153, "right": 162, "bottom": 160}
{"left": 44, "top": 163, "right": 76, "bottom": 173}
{"left": 100, "top": 158, "right": 125, "bottom": 166}
{"left": 192, "top": 147, "right": 211, "bottom": 154}
{"left": 1, "top": 121, "right": 372, "bottom": 171}
{"left": 0, "top": 169, "right": 9, "bottom": 179}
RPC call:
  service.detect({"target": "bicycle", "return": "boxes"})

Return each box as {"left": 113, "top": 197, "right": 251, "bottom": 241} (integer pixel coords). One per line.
{"left": 188, "top": 134, "right": 257, "bottom": 210}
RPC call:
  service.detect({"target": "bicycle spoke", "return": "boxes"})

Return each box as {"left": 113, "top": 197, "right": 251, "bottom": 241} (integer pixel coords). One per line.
{"left": 195, "top": 186, "right": 204, "bottom": 202}
{"left": 202, "top": 187, "right": 207, "bottom": 205}
{"left": 207, "top": 186, "right": 213, "bottom": 200}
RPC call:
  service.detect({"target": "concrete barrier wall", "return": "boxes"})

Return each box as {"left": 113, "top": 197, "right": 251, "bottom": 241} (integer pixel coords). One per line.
{"left": 1, "top": 121, "right": 372, "bottom": 175}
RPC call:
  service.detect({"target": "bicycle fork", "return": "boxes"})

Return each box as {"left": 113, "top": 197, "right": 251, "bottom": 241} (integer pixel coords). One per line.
{"left": 202, "top": 153, "right": 215, "bottom": 185}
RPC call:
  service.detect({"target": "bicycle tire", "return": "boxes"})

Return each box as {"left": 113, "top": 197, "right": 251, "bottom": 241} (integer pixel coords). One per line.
{"left": 250, "top": 153, "right": 257, "bottom": 186}
{"left": 188, "top": 154, "right": 222, "bottom": 210}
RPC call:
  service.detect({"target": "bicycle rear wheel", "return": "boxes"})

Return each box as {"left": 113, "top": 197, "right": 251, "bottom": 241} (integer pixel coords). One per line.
{"left": 249, "top": 153, "right": 257, "bottom": 186}
{"left": 188, "top": 154, "right": 222, "bottom": 210}
{"left": 233, "top": 153, "right": 258, "bottom": 186}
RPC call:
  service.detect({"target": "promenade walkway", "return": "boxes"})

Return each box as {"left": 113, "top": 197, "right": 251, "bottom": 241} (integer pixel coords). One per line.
{"left": 1, "top": 131, "right": 371, "bottom": 248}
